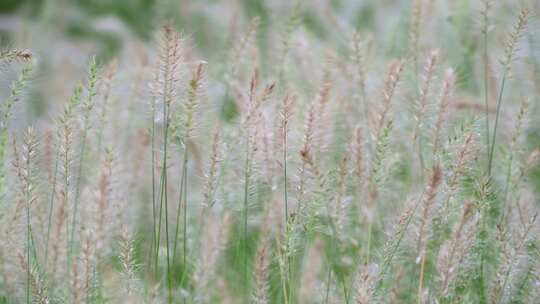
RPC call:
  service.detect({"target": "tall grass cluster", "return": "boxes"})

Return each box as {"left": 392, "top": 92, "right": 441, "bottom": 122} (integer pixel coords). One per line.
{"left": 0, "top": 0, "right": 539, "bottom": 303}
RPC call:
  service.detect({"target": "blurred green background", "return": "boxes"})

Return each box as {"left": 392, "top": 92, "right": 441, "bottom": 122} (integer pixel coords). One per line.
{"left": 0, "top": 0, "right": 388, "bottom": 63}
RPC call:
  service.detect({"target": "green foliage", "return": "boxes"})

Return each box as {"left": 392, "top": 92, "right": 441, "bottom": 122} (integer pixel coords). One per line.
{"left": 220, "top": 94, "right": 239, "bottom": 123}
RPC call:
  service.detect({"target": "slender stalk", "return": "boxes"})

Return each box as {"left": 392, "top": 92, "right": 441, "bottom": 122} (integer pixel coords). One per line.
{"left": 488, "top": 8, "right": 528, "bottom": 175}
{"left": 501, "top": 99, "right": 528, "bottom": 224}
{"left": 26, "top": 186, "right": 31, "bottom": 304}
{"left": 482, "top": 1, "right": 491, "bottom": 164}
{"left": 242, "top": 137, "right": 251, "bottom": 296}
{"left": 44, "top": 152, "right": 59, "bottom": 263}
{"left": 172, "top": 147, "right": 188, "bottom": 292}
{"left": 155, "top": 160, "right": 164, "bottom": 274}
{"left": 172, "top": 152, "right": 186, "bottom": 263}
{"left": 487, "top": 74, "right": 507, "bottom": 175}
{"left": 154, "top": 25, "right": 181, "bottom": 302}
{"left": 69, "top": 124, "right": 88, "bottom": 245}
{"left": 181, "top": 154, "right": 188, "bottom": 293}
{"left": 275, "top": 235, "right": 289, "bottom": 304}
{"left": 69, "top": 58, "right": 98, "bottom": 262}
{"left": 149, "top": 99, "right": 157, "bottom": 273}
{"left": 479, "top": 206, "right": 488, "bottom": 303}
{"left": 155, "top": 61, "right": 172, "bottom": 302}
{"left": 417, "top": 254, "right": 426, "bottom": 304}
{"left": 324, "top": 266, "right": 331, "bottom": 304}
{"left": 502, "top": 150, "right": 514, "bottom": 220}
{"left": 281, "top": 94, "right": 293, "bottom": 301}
{"left": 162, "top": 97, "right": 172, "bottom": 303}
{"left": 61, "top": 123, "right": 72, "bottom": 277}
{"left": 0, "top": 130, "right": 6, "bottom": 207}
{"left": 283, "top": 125, "right": 288, "bottom": 238}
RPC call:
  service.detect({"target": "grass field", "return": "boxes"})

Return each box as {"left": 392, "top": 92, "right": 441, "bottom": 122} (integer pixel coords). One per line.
{"left": 1, "top": 0, "right": 540, "bottom": 303}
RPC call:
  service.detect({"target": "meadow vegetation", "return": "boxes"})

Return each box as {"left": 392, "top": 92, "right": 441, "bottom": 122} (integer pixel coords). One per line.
{"left": 0, "top": 0, "right": 539, "bottom": 303}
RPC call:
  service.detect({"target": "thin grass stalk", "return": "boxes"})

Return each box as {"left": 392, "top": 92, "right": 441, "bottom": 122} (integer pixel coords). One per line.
{"left": 161, "top": 101, "right": 172, "bottom": 303}
{"left": 476, "top": 177, "right": 494, "bottom": 303}
{"left": 149, "top": 65, "right": 161, "bottom": 275}
{"left": 60, "top": 119, "right": 72, "bottom": 276}
{"left": 181, "top": 154, "right": 187, "bottom": 291}
{"left": 26, "top": 160, "right": 31, "bottom": 304}
{"left": 481, "top": 1, "right": 491, "bottom": 164}
{"left": 274, "top": 232, "right": 290, "bottom": 304}
{"left": 172, "top": 150, "right": 186, "bottom": 263}
{"left": 324, "top": 266, "right": 331, "bottom": 304}
{"left": 154, "top": 25, "right": 181, "bottom": 301}
{"left": 487, "top": 8, "right": 528, "bottom": 175}
{"left": 159, "top": 85, "right": 172, "bottom": 303}
{"left": 502, "top": 98, "right": 528, "bottom": 217}
{"left": 0, "top": 130, "right": 6, "bottom": 188}
{"left": 45, "top": 85, "right": 83, "bottom": 264}
{"left": 44, "top": 153, "right": 58, "bottom": 264}
{"left": 283, "top": 108, "right": 289, "bottom": 244}
{"left": 172, "top": 147, "right": 188, "bottom": 292}
{"left": 280, "top": 94, "right": 294, "bottom": 301}
{"left": 172, "top": 63, "right": 203, "bottom": 297}
{"left": 154, "top": 41, "right": 171, "bottom": 279}
{"left": 69, "top": 58, "right": 98, "bottom": 260}
{"left": 481, "top": 11, "right": 528, "bottom": 299}
{"left": 149, "top": 80, "right": 157, "bottom": 273}
{"left": 488, "top": 74, "right": 507, "bottom": 176}
{"left": 242, "top": 136, "right": 251, "bottom": 294}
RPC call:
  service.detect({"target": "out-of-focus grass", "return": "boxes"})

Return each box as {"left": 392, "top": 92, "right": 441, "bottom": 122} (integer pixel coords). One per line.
{"left": 0, "top": 1, "right": 539, "bottom": 303}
